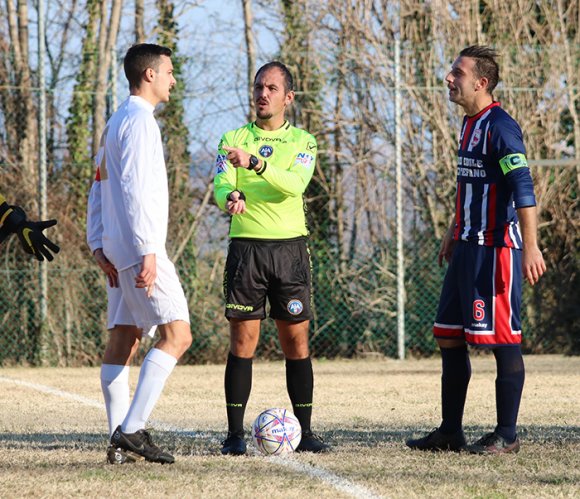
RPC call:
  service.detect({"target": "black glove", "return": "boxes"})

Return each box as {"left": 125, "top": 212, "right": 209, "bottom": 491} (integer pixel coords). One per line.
{"left": 7, "top": 206, "right": 60, "bottom": 261}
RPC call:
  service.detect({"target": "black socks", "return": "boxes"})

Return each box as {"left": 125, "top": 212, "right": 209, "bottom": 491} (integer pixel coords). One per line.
{"left": 440, "top": 345, "right": 471, "bottom": 434}
{"left": 225, "top": 354, "right": 315, "bottom": 435}
{"left": 224, "top": 352, "right": 253, "bottom": 434}
{"left": 286, "top": 357, "right": 314, "bottom": 433}
{"left": 438, "top": 344, "right": 524, "bottom": 443}
{"left": 493, "top": 346, "right": 525, "bottom": 442}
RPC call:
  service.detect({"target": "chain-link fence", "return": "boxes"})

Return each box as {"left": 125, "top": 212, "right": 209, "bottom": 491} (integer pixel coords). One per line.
{"left": 0, "top": 230, "right": 570, "bottom": 366}
{"left": 1, "top": 3, "right": 579, "bottom": 365}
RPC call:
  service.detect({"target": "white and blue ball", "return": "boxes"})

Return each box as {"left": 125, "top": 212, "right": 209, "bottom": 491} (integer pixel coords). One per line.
{"left": 252, "top": 408, "right": 302, "bottom": 455}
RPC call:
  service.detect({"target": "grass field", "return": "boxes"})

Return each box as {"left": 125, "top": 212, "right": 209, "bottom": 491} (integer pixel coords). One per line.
{"left": 0, "top": 355, "right": 578, "bottom": 498}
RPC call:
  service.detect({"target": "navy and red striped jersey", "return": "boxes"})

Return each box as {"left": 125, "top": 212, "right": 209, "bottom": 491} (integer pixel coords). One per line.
{"left": 453, "top": 101, "right": 536, "bottom": 249}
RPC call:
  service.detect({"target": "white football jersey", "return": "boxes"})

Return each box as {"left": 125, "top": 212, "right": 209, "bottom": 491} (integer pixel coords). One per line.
{"left": 87, "top": 96, "right": 169, "bottom": 270}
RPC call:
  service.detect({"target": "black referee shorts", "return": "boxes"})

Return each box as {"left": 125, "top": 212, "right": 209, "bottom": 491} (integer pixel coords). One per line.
{"left": 223, "top": 237, "right": 313, "bottom": 322}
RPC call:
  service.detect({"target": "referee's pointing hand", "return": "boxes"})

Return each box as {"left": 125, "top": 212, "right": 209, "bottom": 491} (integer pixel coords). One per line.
{"left": 223, "top": 146, "right": 251, "bottom": 169}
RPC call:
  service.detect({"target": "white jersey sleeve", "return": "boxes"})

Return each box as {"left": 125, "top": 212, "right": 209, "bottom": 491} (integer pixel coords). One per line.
{"left": 86, "top": 178, "right": 103, "bottom": 253}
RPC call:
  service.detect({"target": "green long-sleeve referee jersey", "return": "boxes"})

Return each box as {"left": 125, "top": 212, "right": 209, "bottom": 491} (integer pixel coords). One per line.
{"left": 214, "top": 121, "right": 317, "bottom": 239}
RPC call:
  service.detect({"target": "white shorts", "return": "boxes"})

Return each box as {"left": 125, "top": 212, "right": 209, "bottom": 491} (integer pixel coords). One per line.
{"left": 107, "top": 254, "right": 190, "bottom": 335}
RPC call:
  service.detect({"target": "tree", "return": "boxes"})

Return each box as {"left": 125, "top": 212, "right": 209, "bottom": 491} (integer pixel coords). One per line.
{"left": 65, "top": 0, "right": 101, "bottom": 206}
{"left": 1, "top": 0, "right": 37, "bottom": 194}
{"left": 241, "top": 0, "right": 256, "bottom": 121}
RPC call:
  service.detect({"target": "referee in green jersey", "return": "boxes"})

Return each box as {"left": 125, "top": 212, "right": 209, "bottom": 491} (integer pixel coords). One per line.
{"left": 214, "top": 62, "right": 329, "bottom": 455}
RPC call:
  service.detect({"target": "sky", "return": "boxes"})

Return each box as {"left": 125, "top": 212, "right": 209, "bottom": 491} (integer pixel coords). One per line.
{"left": 36, "top": 0, "right": 283, "bottom": 165}
{"left": 114, "top": 0, "right": 283, "bottom": 160}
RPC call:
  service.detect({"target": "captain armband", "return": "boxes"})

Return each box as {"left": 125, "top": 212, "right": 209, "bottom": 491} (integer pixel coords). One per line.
{"left": 499, "top": 153, "right": 528, "bottom": 175}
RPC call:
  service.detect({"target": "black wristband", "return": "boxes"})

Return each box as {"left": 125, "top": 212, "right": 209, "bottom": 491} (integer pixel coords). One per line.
{"left": 256, "top": 161, "right": 267, "bottom": 176}
{"left": 227, "top": 190, "right": 246, "bottom": 202}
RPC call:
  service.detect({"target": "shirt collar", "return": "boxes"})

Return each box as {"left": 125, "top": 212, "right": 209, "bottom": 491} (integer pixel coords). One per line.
{"left": 468, "top": 101, "right": 501, "bottom": 120}
{"left": 129, "top": 95, "right": 156, "bottom": 113}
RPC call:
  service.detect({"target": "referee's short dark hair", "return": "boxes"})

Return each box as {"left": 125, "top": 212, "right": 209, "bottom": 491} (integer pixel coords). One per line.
{"left": 459, "top": 45, "right": 500, "bottom": 94}
{"left": 255, "top": 62, "right": 294, "bottom": 93}
{"left": 124, "top": 43, "right": 172, "bottom": 89}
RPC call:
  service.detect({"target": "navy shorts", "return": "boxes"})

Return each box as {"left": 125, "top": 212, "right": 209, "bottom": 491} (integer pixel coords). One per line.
{"left": 223, "top": 237, "right": 313, "bottom": 321}
{"left": 433, "top": 242, "right": 522, "bottom": 346}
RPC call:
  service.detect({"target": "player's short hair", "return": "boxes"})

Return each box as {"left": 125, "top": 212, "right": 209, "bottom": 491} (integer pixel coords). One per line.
{"left": 254, "top": 62, "right": 294, "bottom": 93}
{"left": 123, "top": 43, "right": 172, "bottom": 89}
{"left": 459, "top": 45, "right": 500, "bottom": 94}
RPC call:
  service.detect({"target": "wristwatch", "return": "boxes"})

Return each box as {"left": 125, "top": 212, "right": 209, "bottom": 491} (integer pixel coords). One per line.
{"left": 249, "top": 155, "right": 260, "bottom": 171}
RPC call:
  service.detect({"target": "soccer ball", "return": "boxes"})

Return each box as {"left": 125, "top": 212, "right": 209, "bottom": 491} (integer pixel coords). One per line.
{"left": 251, "top": 408, "right": 302, "bottom": 455}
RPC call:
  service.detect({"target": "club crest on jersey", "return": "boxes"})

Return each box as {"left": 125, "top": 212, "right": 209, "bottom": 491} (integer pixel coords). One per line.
{"left": 469, "top": 128, "right": 482, "bottom": 148}
{"left": 287, "top": 299, "right": 303, "bottom": 316}
{"left": 294, "top": 153, "right": 314, "bottom": 168}
{"left": 259, "top": 145, "right": 273, "bottom": 158}
{"left": 215, "top": 154, "right": 228, "bottom": 174}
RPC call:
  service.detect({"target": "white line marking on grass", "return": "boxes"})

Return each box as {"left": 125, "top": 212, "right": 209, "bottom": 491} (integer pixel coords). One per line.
{"left": 0, "top": 376, "right": 382, "bottom": 499}
{"left": 276, "top": 457, "right": 383, "bottom": 499}
{"left": 0, "top": 376, "right": 194, "bottom": 433}
{"left": 0, "top": 376, "right": 104, "bottom": 410}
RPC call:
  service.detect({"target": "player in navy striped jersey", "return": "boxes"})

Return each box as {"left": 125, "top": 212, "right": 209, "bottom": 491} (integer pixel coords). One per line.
{"left": 407, "top": 46, "right": 546, "bottom": 454}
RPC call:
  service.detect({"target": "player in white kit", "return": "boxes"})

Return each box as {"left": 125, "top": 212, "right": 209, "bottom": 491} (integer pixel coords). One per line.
{"left": 87, "top": 43, "right": 191, "bottom": 464}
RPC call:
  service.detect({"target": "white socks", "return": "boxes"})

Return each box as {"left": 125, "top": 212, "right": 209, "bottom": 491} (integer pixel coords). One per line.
{"left": 121, "top": 348, "right": 177, "bottom": 434}
{"left": 100, "top": 364, "right": 130, "bottom": 437}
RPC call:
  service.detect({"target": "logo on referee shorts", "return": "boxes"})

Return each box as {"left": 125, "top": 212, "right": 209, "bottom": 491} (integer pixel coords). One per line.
{"left": 259, "top": 145, "right": 273, "bottom": 158}
{"left": 287, "top": 299, "right": 303, "bottom": 316}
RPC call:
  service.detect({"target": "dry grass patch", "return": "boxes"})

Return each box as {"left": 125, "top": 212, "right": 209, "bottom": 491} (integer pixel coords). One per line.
{"left": 0, "top": 355, "right": 578, "bottom": 498}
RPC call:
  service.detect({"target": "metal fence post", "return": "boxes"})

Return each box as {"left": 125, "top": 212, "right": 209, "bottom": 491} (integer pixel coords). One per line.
{"left": 395, "top": 38, "right": 405, "bottom": 360}
{"left": 37, "top": 0, "right": 49, "bottom": 364}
